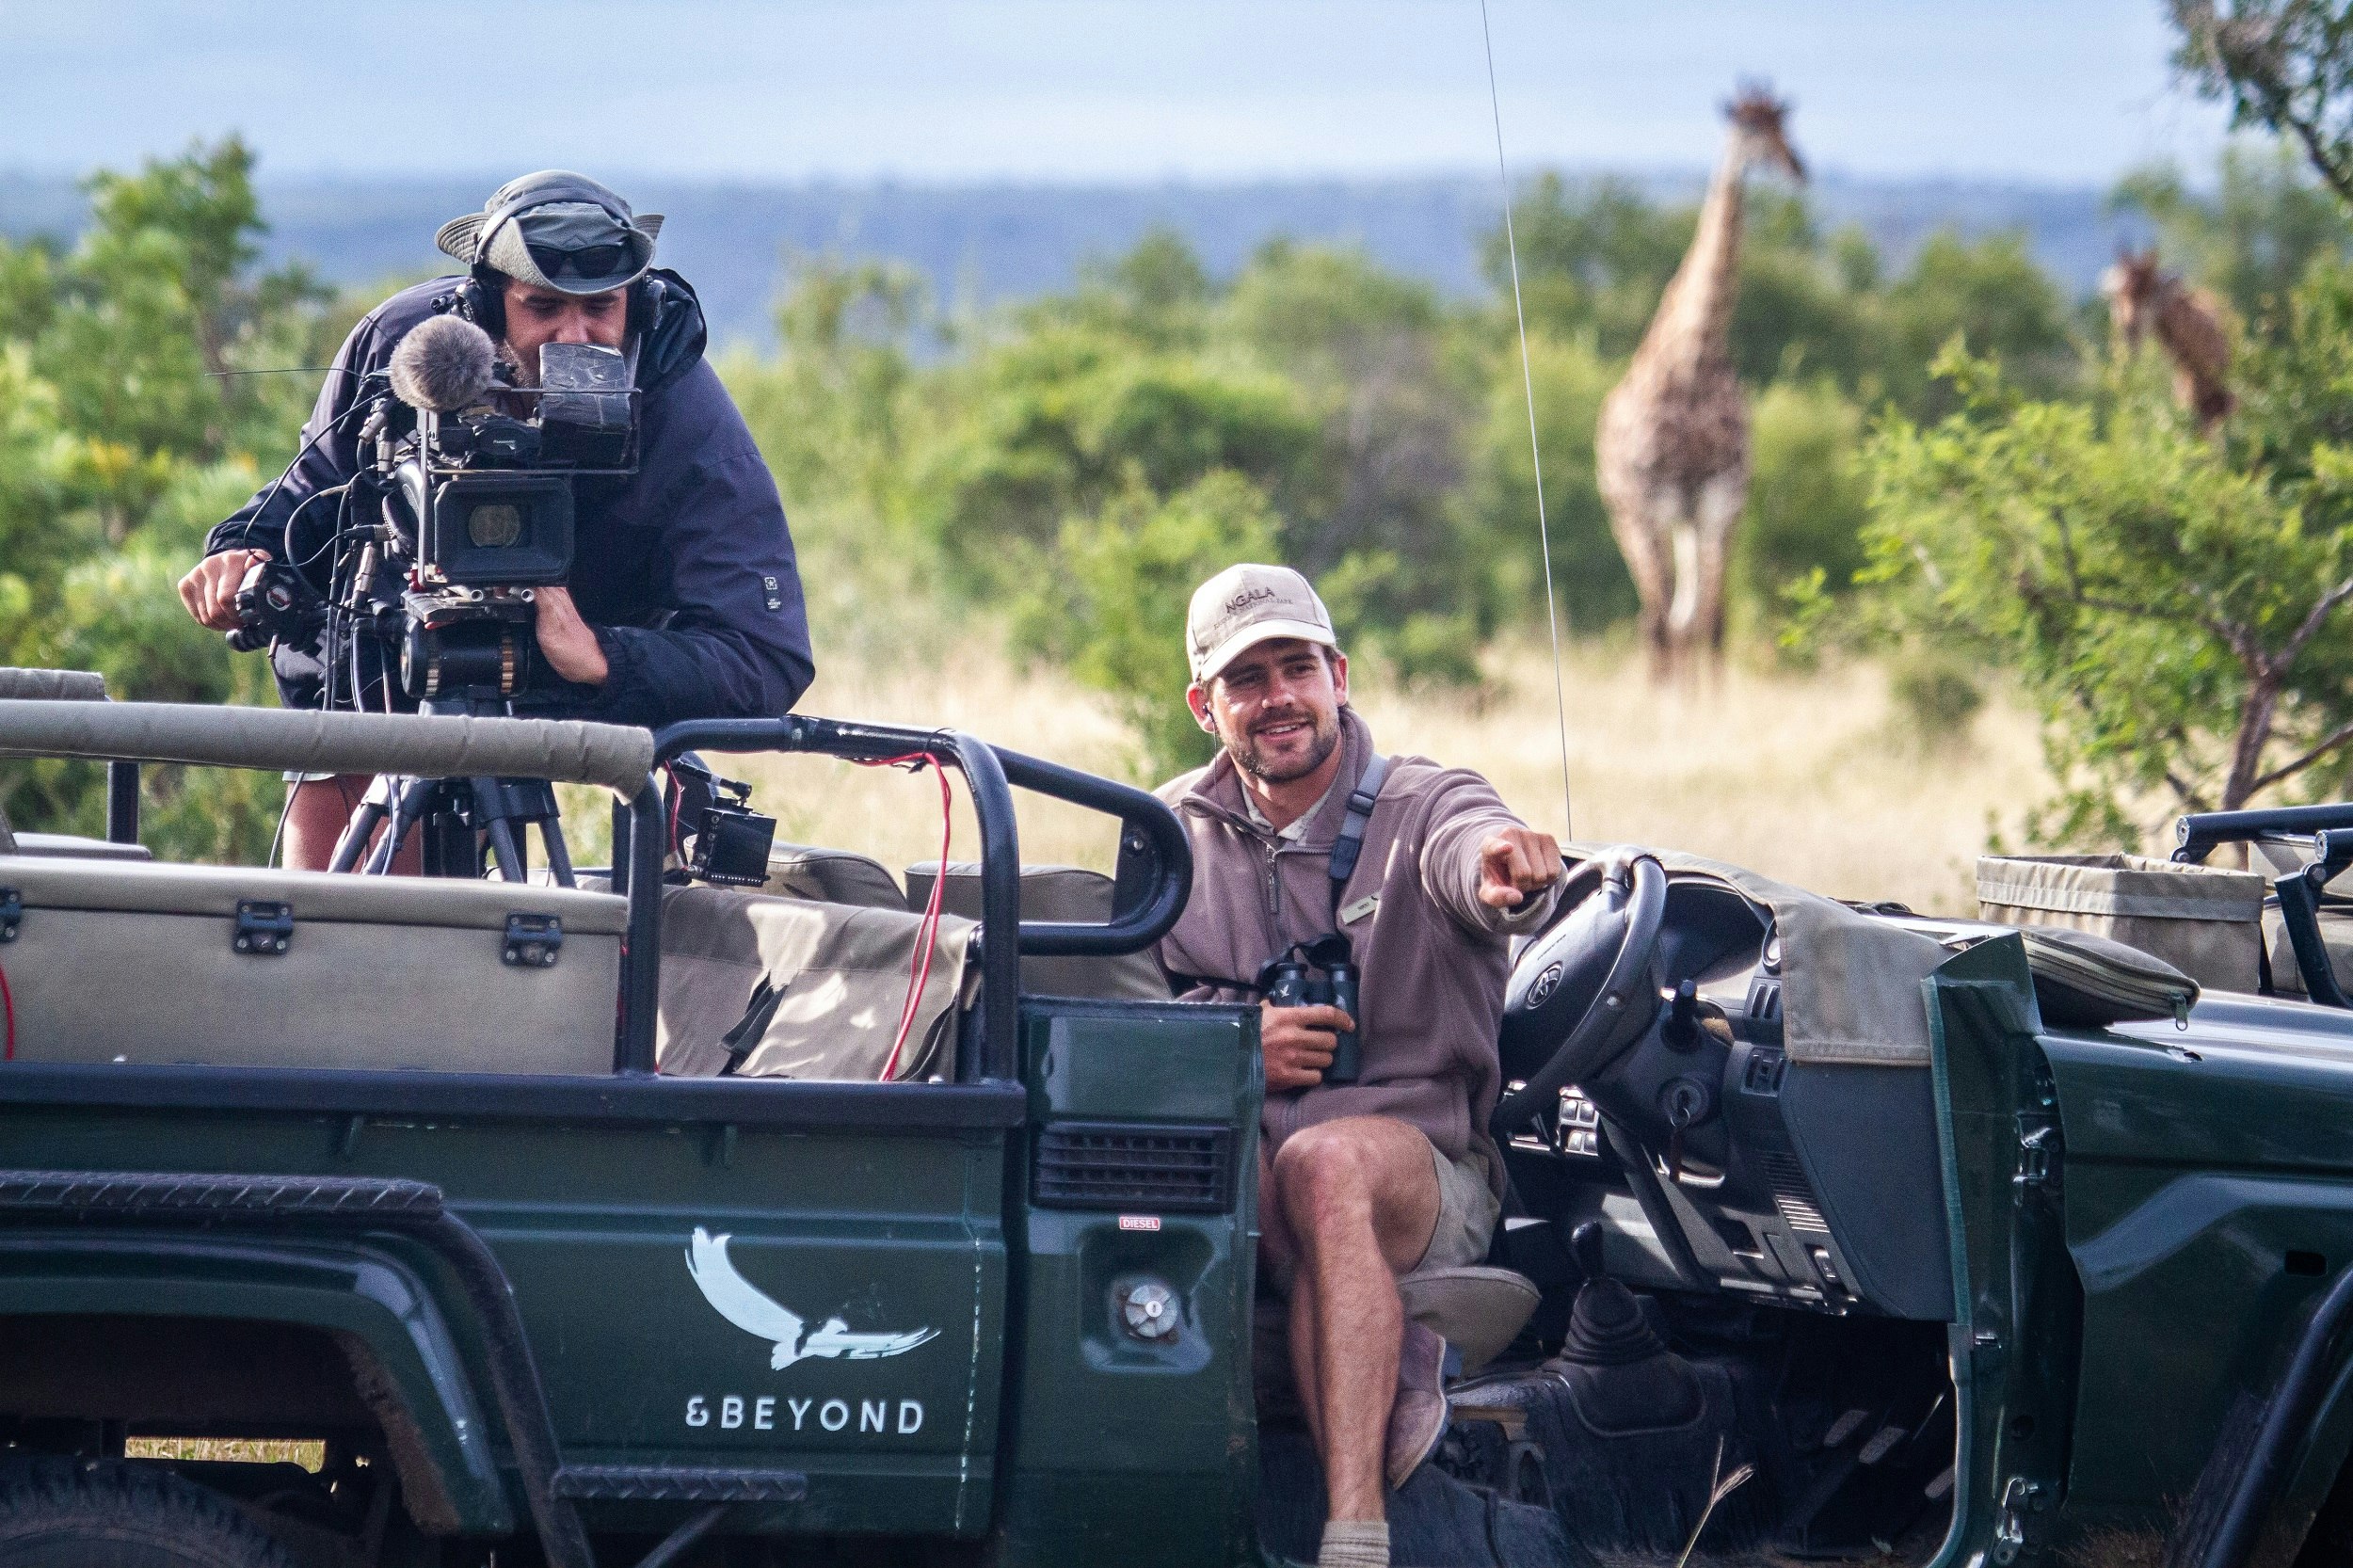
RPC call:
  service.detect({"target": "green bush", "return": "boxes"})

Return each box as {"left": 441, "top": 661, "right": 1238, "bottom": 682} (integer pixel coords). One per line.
{"left": 1016, "top": 470, "right": 1282, "bottom": 781}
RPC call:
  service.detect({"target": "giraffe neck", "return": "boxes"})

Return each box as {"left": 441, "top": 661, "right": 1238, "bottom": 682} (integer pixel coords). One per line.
{"left": 1643, "top": 141, "right": 1749, "bottom": 368}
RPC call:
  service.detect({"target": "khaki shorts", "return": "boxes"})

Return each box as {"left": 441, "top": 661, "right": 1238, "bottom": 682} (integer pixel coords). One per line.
{"left": 1418, "top": 1138, "right": 1502, "bottom": 1272}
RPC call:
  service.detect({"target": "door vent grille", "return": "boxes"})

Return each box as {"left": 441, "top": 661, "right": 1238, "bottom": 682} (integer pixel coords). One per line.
{"left": 1760, "top": 1150, "right": 1831, "bottom": 1233}
{"left": 1034, "top": 1122, "right": 1231, "bottom": 1213}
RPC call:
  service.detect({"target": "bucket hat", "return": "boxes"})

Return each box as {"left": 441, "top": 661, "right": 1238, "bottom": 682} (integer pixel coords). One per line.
{"left": 434, "top": 169, "right": 664, "bottom": 296}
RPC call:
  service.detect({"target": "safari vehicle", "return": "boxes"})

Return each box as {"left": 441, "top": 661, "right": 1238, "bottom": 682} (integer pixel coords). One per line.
{"left": 6, "top": 672, "right": 2353, "bottom": 1568}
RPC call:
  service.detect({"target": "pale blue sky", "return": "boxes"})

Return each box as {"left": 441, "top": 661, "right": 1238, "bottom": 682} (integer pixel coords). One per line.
{"left": 1, "top": 0, "right": 2229, "bottom": 186}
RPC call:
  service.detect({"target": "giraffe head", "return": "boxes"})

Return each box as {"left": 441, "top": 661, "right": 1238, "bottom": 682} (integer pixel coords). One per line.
{"left": 2100, "top": 247, "right": 2169, "bottom": 352}
{"left": 1725, "top": 85, "right": 1804, "bottom": 184}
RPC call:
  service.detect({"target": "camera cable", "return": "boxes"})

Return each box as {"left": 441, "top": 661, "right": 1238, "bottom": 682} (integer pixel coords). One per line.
{"left": 224, "top": 376, "right": 385, "bottom": 561}
{"left": 853, "top": 753, "right": 955, "bottom": 1080}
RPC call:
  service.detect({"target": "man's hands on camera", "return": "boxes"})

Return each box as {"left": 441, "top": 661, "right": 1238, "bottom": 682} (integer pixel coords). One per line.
{"left": 1260, "top": 1000, "right": 1355, "bottom": 1092}
{"left": 534, "top": 586, "right": 609, "bottom": 686}
{"left": 179, "top": 549, "right": 268, "bottom": 632}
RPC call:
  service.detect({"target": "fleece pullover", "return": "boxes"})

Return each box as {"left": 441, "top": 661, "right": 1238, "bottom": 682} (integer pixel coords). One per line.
{"left": 1155, "top": 707, "right": 1560, "bottom": 1194}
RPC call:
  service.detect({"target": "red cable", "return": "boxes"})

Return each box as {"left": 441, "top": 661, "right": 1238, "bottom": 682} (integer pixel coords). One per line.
{"left": 1, "top": 958, "right": 14, "bottom": 1062}
{"left": 855, "top": 753, "right": 952, "bottom": 1080}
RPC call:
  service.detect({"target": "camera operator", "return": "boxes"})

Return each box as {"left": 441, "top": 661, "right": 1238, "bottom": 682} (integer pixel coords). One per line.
{"left": 177, "top": 170, "right": 813, "bottom": 868}
{"left": 1153, "top": 565, "right": 1562, "bottom": 1568}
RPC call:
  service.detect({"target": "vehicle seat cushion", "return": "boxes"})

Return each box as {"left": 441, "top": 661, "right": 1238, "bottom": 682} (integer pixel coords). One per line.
{"left": 762, "top": 843, "right": 904, "bottom": 909}
{"left": 654, "top": 884, "right": 976, "bottom": 1081}
{"left": 1398, "top": 1265, "right": 1540, "bottom": 1375}
{"left": 2263, "top": 907, "right": 2353, "bottom": 997}
{"left": 904, "top": 861, "right": 1169, "bottom": 1001}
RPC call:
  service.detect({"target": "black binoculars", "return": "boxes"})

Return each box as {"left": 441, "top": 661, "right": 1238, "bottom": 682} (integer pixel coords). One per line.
{"left": 1256, "top": 933, "right": 1361, "bottom": 1085}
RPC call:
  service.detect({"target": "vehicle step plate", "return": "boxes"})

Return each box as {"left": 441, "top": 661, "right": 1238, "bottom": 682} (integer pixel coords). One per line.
{"left": 551, "top": 1465, "right": 808, "bottom": 1503}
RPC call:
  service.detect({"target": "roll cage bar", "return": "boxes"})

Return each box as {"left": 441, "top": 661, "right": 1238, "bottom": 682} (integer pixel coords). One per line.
{"left": 2174, "top": 802, "right": 2353, "bottom": 1008}
{"left": 621, "top": 714, "right": 1187, "bottom": 1080}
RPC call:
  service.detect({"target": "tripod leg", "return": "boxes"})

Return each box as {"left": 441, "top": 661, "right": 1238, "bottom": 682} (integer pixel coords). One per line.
{"left": 328, "top": 775, "right": 401, "bottom": 873}
{"left": 367, "top": 777, "right": 438, "bottom": 875}
{"left": 539, "top": 817, "right": 576, "bottom": 888}
{"left": 484, "top": 818, "right": 528, "bottom": 883}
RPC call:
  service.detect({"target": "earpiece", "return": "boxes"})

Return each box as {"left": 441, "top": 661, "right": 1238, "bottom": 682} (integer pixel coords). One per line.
{"left": 456, "top": 267, "right": 505, "bottom": 340}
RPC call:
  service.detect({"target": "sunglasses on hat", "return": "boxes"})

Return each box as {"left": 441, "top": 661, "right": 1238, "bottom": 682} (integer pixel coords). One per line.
{"left": 527, "top": 241, "right": 634, "bottom": 281}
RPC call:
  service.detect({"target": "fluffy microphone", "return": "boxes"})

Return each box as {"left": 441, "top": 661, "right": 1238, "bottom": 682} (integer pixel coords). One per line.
{"left": 388, "top": 315, "right": 497, "bottom": 412}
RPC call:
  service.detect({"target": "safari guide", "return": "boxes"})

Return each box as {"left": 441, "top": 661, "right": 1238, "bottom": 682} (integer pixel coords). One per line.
{"left": 1154, "top": 564, "right": 1566, "bottom": 1568}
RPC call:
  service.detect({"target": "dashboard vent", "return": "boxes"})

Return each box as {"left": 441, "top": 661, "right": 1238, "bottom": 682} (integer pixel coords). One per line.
{"left": 1034, "top": 1122, "right": 1231, "bottom": 1213}
{"left": 1760, "top": 1150, "right": 1830, "bottom": 1233}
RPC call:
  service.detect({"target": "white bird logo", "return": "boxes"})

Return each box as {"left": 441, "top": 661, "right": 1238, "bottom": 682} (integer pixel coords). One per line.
{"left": 686, "top": 1227, "right": 939, "bottom": 1371}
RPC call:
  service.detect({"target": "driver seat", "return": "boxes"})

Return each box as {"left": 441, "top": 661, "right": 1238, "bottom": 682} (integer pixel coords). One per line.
{"left": 1398, "top": 1264, "right": 1541, "bottom": 1375}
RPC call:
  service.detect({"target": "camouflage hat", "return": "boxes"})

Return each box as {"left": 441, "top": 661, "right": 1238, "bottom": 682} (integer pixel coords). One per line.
{"left": 434, "top": 170, "right": 664, "bottom": 297}
{"left": 1186, "top": 564, "right": 1337, "bottom": 684}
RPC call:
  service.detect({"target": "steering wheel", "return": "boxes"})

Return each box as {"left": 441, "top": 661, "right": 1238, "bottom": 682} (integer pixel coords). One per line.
{"left": 1490, "top": 852, "right": 1669, "bottom": 1142}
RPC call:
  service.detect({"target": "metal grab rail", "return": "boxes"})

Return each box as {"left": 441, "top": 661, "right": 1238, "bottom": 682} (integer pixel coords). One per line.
{"left": 2174, "top": 804, "right": 2353, "bottom": 1008}
{"left": 990, "top": 744, "right": 1193, "bottom": 957}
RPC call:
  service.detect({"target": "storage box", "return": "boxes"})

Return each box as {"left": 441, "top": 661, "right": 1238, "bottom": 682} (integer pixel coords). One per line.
{"left": 0, "top": 855, "right": 625, "bottom": 1074}
{"left": 1976, "top": 854, "right": 2265, "bottom": 994}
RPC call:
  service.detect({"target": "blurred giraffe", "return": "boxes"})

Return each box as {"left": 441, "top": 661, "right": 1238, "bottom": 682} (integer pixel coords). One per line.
{"left": 2101, "top": 248, "right": 2234, "bottom": 433}
{"left": 1595, "top": 88, "right": 1804, "bottom": 679}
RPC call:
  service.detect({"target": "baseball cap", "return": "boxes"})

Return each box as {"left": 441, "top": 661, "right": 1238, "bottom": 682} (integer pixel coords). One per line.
{"left": 435, "top": 170, "right": 664, "bottom": 298}
{"left": 1186, "top": 564, "right": 1337, "bottom": 684}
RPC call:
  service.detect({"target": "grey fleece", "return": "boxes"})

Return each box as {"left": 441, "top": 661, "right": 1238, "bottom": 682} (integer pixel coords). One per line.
{"left": 1155, "top": 708, "right": 1559, "bottom": 1193}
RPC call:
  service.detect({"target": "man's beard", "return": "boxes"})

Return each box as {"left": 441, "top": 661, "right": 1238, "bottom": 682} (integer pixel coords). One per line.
{"left": 495, "top": 341, "right": 539, "bottom": 389}
{"left": 1227, "top": 706, "right": 1341, "bottom": 785}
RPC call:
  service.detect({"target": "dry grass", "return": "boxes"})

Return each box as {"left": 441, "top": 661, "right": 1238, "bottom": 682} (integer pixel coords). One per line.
{"left": 739, "top": 637, "right": 2056, "bottom": 918}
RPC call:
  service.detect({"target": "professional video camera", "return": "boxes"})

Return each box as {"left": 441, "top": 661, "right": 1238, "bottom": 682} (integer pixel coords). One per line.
{"left": 364, "top": 313, "right": 637, "bottom": 706}
{"left": 232, "top": 313, "right": 639, "bottom": 709}
{"left": 224, "top": 313, "right": 648, "bottom": 883}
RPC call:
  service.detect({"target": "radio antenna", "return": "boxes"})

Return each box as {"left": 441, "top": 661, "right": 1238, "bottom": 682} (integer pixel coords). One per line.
{"left": 1480, "top": 0, "right": 1575, "bottom": 841}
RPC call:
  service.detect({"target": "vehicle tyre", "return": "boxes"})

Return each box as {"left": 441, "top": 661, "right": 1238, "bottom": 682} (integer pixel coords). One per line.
{"left": 0, "top": 1456, "right": 300, "bottom": 1568}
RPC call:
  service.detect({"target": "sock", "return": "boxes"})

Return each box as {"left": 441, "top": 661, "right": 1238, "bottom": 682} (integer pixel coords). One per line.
{"left": 1318, "top": 1519, "right": 1390, "bottom": 1568}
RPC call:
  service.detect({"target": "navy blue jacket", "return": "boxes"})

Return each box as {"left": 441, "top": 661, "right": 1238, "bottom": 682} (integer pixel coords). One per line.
{"left": 208, "top": 273, "right": 815, "bottom": 728}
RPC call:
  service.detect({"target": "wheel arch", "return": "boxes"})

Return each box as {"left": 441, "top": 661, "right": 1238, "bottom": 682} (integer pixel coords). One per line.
{"left": 0, "top": 1230, "right": 514, "bottom": 1535}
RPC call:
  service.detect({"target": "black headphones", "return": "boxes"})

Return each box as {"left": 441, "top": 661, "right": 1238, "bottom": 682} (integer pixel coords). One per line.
{"left": 456, "top": 266, "right": 660, "bottom": 342}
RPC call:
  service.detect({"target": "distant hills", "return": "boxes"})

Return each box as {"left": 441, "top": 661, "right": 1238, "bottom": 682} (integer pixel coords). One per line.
{"left": 0, "top": 169, "right": 2140, "bottom": 349}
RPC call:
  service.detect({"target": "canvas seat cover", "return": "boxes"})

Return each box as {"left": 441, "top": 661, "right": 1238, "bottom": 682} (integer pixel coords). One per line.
{"left": 904, "top": 861, "right": 1169, "bottom": 1001}
{"left": 652, "top": 883, "right": 976, "bottom": 1080}
{"left": 761, "top": 842, "right": 904, "bottom": 909}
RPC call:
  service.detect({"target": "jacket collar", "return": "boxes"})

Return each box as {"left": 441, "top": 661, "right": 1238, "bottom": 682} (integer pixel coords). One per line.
{"left": 1180, "top": 706, "right": 1375, "bottom": 848}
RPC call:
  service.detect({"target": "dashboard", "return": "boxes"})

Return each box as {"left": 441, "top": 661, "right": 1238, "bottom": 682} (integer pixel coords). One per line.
{"left": 1497, "top": 876, "right": 1956, "bottom": 1322}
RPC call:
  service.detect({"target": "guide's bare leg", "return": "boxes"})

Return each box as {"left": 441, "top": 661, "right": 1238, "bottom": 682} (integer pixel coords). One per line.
{"left": 285, "top": 775, "right": 418, "bottom": 873}
{"left": 1261, "top": 1114, "right": 1441, "bottom": 1544}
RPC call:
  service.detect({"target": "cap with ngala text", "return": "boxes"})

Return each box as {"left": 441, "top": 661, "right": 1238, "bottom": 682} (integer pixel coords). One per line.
{"left": 1186, "top": 564, "right": 1337, "bottom": 684}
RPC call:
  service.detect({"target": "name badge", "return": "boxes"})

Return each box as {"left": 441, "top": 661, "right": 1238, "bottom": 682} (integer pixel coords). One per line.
{"left": 1340, "top": 894, "right": 1380, "bottom": 926}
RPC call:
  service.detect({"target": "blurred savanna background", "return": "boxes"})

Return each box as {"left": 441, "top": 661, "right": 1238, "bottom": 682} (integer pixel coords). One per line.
{"left": 11, "top": 1, "right": 2353, "bottom": 913}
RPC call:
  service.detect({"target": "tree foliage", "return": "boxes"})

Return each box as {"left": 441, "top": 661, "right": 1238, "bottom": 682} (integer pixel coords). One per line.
{"left": 0, "top": 137, "right": 336, "bottom": 858}
{"left": 1860, "top": 261, "right": 2353, "bottom": 840}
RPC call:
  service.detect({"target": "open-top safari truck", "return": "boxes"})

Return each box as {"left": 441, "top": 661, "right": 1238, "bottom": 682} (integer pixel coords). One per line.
{"left": 8, "top": 671, "right": 2353, "bottom": 1568}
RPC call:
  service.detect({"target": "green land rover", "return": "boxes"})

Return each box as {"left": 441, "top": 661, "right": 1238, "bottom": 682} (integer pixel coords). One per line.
{"left": 2, "top": 675, "right": 2353, "bottom": 1568}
